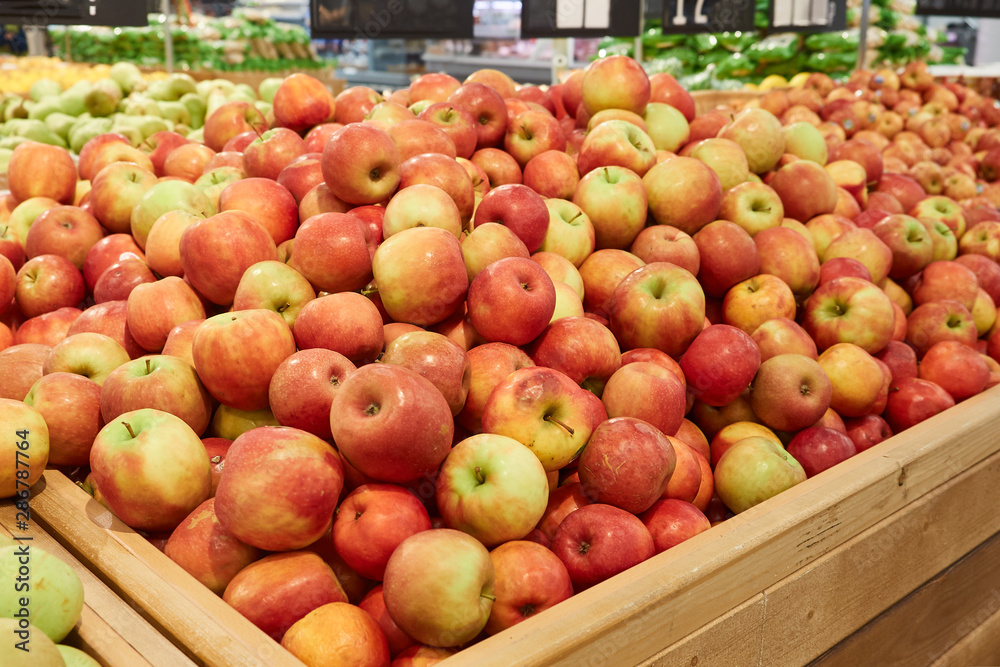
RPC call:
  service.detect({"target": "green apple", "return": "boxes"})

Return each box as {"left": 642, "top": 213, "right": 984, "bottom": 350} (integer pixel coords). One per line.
{"left": 26, "top": 98, "right": 62, "bottom": 122}
{"left": 253, "top": 100, "right": 272, "bottom": 119}
{"left": 714, "top": 436, "right": 806, "bottom": 513}
{"left": 233, "top": 83, "right": 258, "bottom": 101}
{"left": 538, "top": 197, "right": 595, "bottom": 267}
{"left": 783, "top": 122, "right": 828, "bottom": 165}
{"left": 119, "top": 94, "right": 162, "bottom": 117}
{"left": 44, "top": 112, "right": 76, "bottom": 140}
{"left": 84, "top": 79, "right": 123, "bottom": 117}
{"left": 8, "top": 196, "right": 59, "bottom": 244}
{"left": 115, "top": 114, "right": 170, "bottom": 140}
{"left": 158, "top": 101, "right": 191, "bottom": 127}
{"left": 194, "top": 166, "right": 245, "bottom": 209}
{"left": 0, "top": 545, "right": 84, "bottom": 642}
{"left": 89, "top": 408, "right": 212, "bottom": 532}
{"left": 436, "top": 433, "right": 549, "bottom": 547}
{"left": 130, "top": 180, "right": 215, "bottom": 249}
{"left": 58, "top": 645, "right": 101, "bottom": 667}
{"left": 642, "top": 101, "right": 690, "bottom": 152}
{"left": 258, "top": 77, "right": 283, "bottom": 104}
{"left": 0, "top": 618, "right": 64, "bottom": 666}
{"left": 179, "top": 92, "right": 206, "bottom": 129}
{"left": 69, "top": 118, "right": 113, "bottom": 153}
{"left": 409, "top": 99, "right": 433, "bottom": 116}
{"left": 109, "top": 62, "right": 145, "bottom": 94}
{"left": 29, "top": 78, "right": 62, "bottom": 103}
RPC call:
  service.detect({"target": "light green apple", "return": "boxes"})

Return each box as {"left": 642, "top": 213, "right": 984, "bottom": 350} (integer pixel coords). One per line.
{"left": 8, "top": 196, "right": 59, "bottom": 244}
{"left": 109, "top": 61, "right": 145, "bottom": 94}
{"left": 538, "top": 197, "right": 595, "bottom": 267}
{"left": 68, "top": 118, "right": 113, "bottom": 154}
{"left": 158, "top": 100, "right": 192, "bottom": 127}
{"left": 179, "top": 92, "right": 206, "bottom": 129}
{"left": 194, "top": 166, "right": 245, "bottom": 209}
{"left": 84, "top": 78, "right": 123, "bottom": 117}
{"left": 44, "top": 112, "right": 76, "bottom": 140}
{"left": 29, "top": 78, "right": 62, "bottom": 102}
{"left": 714, "top": 436, "right": 807, "bottom": 513}
{"left": 258, "top": 77, "right": 283, "bottom": 104}
{"left": 783, "top": 121, "right": 828, "bottom": 165}
{"left": 408, "top": 99, "right": 433, "bottom": 116}
{"left": 0, "top": 545, "right": 84, "bottom": 642}
{"left": 89, "top": 408, "right": 211, "bottom": 532}
{"left": 130, "top": 180, "right": 215, "bottom": 250}
{"left": 58, "top": 645, "right": 102, "bottom": 667}
{"left": 0, "top": 618, "right": 64, "bottom": 666}
{"left": 253, "top": 100, "right": 272, "bottom": 119}
{"left": 642, "top": 101, "right": 690, "bottom": 152}
{"left": 26, "top": 98, "right": 62, "bottom": 122}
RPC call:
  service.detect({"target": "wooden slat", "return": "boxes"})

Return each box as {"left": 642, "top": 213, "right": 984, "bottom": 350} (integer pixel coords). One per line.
{"left": 813, "top": 531, "right": 1000, "bottom": 666}
{"left": 639, "top": 446, "right": 1000, "bottom": 667}
{"left": 28, "top": 473, "right": 305, "bottom": 667}
{"left": 445, "top": 385, "right": 1000, "bottom": 667}
{"left": 640, "top": 594, "right": 766, "bottom": 667}
{"left": 763, "top": 449, "right": 1000, "bottom": 664}
{"left": 0, "top": 504, "right": 186, "bottom": 667}
{"left": 931, "top": 607, "right": 1000, "bottom": 667}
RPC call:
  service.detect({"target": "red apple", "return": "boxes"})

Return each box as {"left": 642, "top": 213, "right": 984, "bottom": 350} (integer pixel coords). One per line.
{"left": 785, "top": 426, "right": 858, "bottom": 477}
{"left": 330, "top": 363, "right": 453, "bottom": 483}
{"left": 322, "top": 123, "right": 401, "bottom": 205}
{"left": 24, "top": 371, "right": 103, "bottom": 466}
{"left": 294, "top": 292, "right": 384, "bottom": 364}
{"left": 467, "top": 256, "right": 555, "bottom": 346}
{"left": 8, "top": 141, "right": 76, "bottom": 204}
{"left": 884, "top": 377, "right": 955, "bottom": 432}
{"left": 843, "top": 415, "right": 894, "bottom": 452}
{"left": 640, "top": 499, "right": 711, "bottom": 553}
{"left": 551, "top": 503, "right": 654, "bottom": 590}
{"left": 203, "top": 101, "right": 267, "bottom": 152}
{"left": 643, "top": 157, "right": 722, "bottom": 235}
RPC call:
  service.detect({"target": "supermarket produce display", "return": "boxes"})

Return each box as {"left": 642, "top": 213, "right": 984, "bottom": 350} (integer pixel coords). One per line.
{"left": 2, "top": 52, "right": 1000, "bottom": 664}
{"left": 48, "top": 10, "right": 319, "bottom": 72}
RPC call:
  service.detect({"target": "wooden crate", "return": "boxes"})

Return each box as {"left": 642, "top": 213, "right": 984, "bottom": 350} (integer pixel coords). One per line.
{"left": 19, "top": 385, "right": 1000, "bottom": 667}
{"left": 0, "top": 505, "right": 195, "bottom": 667}
{"left": 21, "top": 474, "right": 305, "bottom": 667}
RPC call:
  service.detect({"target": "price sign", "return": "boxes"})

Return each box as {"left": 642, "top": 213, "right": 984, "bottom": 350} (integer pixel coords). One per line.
{"left": 769, "top": 0, "right": 846, "bottom": 32}
{"left": 661, "top": 0, "right": 755, "bottom": 34}
{"left": 310, "top": 0, "right": 474, "bottom": 39}
{"left": 0, "top": 0, "right": 147, "bottom": 27}
{"left": 916, "top": 0, "right": 1000, "bottom": 16}
{"left": 521, "top": 0, "right": 643, "bottom": 38}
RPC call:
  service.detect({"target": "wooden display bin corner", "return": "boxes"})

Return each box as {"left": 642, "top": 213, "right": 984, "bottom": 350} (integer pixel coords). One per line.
{"left": 14, "top": 385, "right": 1000, "bottom": 666}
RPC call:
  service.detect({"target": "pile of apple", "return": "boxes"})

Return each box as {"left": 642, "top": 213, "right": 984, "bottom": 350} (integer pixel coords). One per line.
{"left": 2, "top": 55, "right": 1000, "bottom": 667}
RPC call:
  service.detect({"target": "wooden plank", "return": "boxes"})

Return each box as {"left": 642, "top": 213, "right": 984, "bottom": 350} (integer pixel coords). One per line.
{"left": 0, "top": 504, "right": 184, "bottom": 667}
{"left": 931, "top": 606, "right": 1000, "bottom": 667}
{"left": 29, "top": 473, "right": 305, "bottom": 667}
{"left": 445, "top": 385, "right": 1000, "bottom": 667}
{"left": 640, "top": 594, "right": 766, "bottom": 667}
{"left": 762, "top": 448, "right": 1000, "bottom": 664}
{"left": 813, "top": 530, "right": 1000, "bottom": 666}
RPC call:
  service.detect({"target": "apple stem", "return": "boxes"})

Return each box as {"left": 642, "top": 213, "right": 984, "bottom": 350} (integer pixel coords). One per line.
{"left": 145, "top": 358, "right": 151, "bottom": 374}
{"left": 481, "top": 593, "right": 496, "bottom": 601}
{"left": 544, "top": 414, "right": 575, "bottom": 436}
{"left": 474, "top": 466, "right": 485, "bottom": 484}
{"left": 121, "top": 421, "right": 137, "bottom": 438}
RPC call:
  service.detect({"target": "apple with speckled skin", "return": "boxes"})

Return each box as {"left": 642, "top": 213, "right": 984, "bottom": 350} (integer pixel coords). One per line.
{"left": 89, "top": 408, "right": 211, "bottom": 532}
{"left": 714, "top": 436, "right": 806, "bottom": 514}
{"left": 192, "top": 309, "right": 296, "bottom": 411}
{"left": 215, "top": 426, "right": 344, "bottom": 552}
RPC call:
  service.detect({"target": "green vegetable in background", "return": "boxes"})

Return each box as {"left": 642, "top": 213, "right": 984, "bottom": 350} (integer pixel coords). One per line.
{"left": 749, "top": 33, "right": 802, "bottom": 64}
{"left": 805, "top": 31, "right": 859, "bottom": 53}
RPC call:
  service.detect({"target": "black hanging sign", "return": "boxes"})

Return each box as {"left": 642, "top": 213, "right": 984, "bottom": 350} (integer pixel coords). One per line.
{"left": 0, "top": 0, "right": 147, "bottom": 27}
{"left": 661, "top": 0, "right": 755, "bottom": 34}
{"left": 310, "top": 0, "right": 475, "bottom": 39}
{"left": 916, "top": 0, "right": 1000, "bottom": 16}
{"left": 520, "top": 0, "right": 644, "bottom": 38}
{"left": 768, "top": 0, "right": 847, "bottom": 32}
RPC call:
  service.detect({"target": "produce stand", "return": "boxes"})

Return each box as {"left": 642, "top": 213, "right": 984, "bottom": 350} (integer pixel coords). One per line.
{"left": 8, "top": 385, "right": 999, "bottom": 666}
{"left": 0, "top": 505, "right": 196, "bottom": 667}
